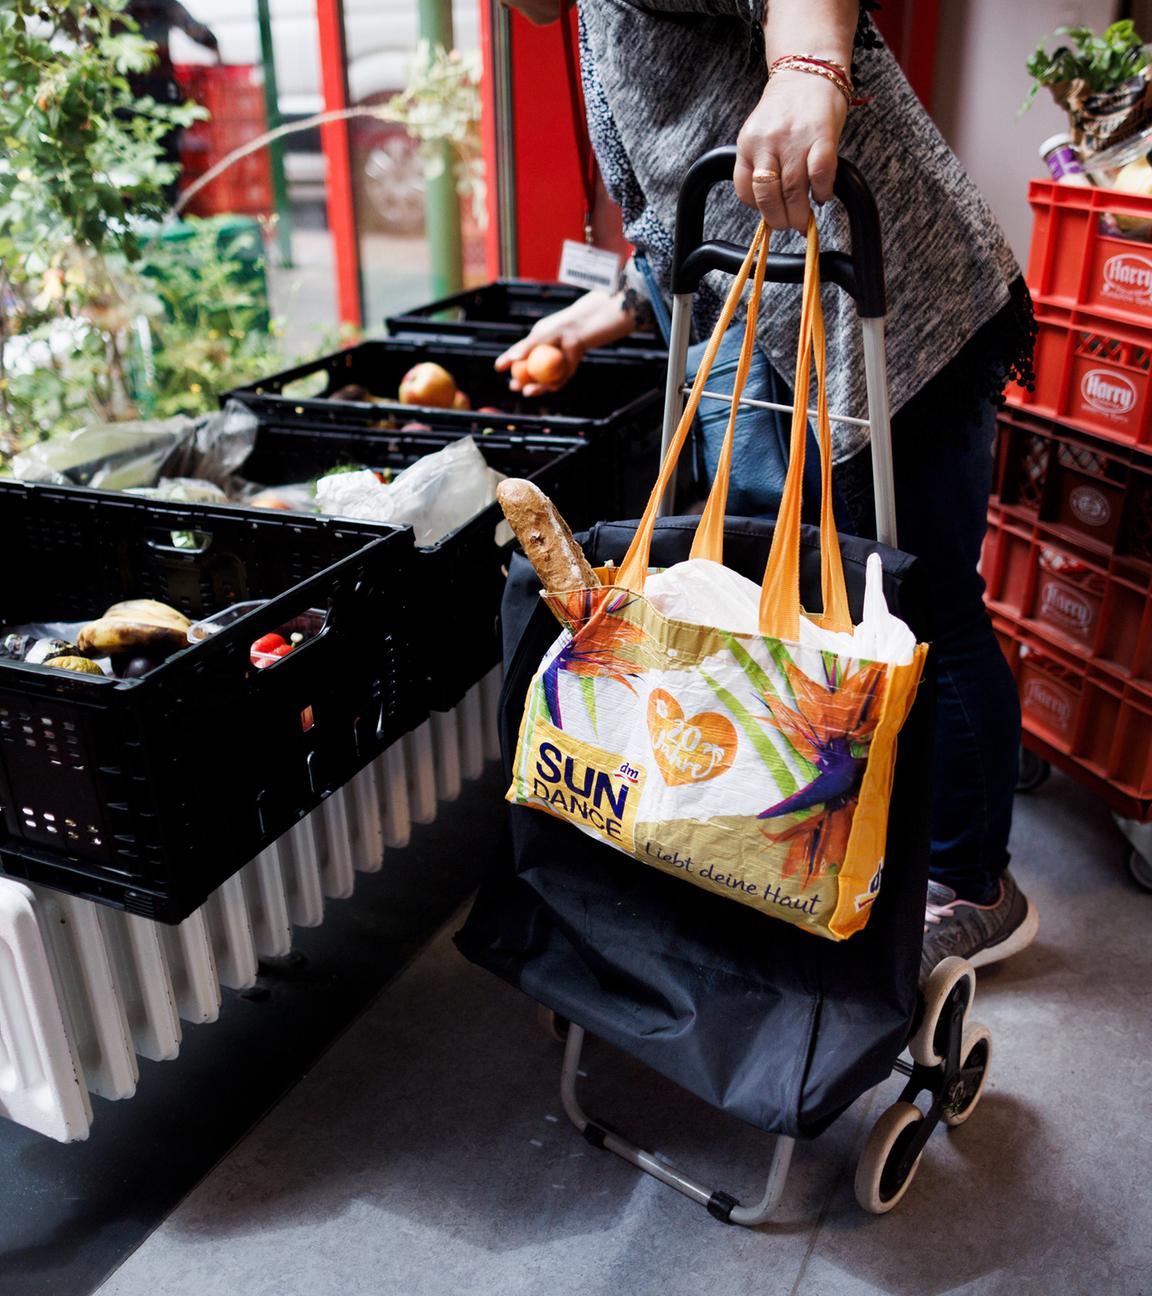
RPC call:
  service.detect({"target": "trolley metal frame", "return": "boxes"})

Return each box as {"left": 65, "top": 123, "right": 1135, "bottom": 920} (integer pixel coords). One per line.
{"left": 553, "top": 146, "right": 901, "bottom": 1226}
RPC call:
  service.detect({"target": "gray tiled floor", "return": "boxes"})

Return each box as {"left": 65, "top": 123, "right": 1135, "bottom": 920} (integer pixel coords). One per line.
{"left": 96, "top": 770, "right": 1152, "bottom": 1296}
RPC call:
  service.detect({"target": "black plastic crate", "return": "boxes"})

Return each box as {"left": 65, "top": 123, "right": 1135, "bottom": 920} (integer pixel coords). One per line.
{"left": 241, "top": 421, "right": 592, "bottom": 712}
{"left": 225, "top": 337, "right": 662, "bottom": 516}
{"left": 0, "top": 483, "right": 422, "bottom": 923}
{"left": 384, "top": 278, "right": 666, "bottom": 355}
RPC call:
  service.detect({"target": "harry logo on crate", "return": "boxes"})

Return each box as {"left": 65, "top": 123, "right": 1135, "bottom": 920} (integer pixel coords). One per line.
{"left": 1040, "top": 581, "right": 1094, "bottom": 634}
{"left": 1101, "top": 253, "right": 1152, "bottom": 305}
{"left": 1069, "top": 484, "right": 1112, "bottom": 527}
{"left": 1024, "top": 678, "right": 1074, "bottom": 730}
{"left": 1080, "top": 368, "right": 1138, "bottom": 417}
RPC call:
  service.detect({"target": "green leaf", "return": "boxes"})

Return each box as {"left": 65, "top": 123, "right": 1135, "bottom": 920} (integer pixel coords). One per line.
{"left": 578, "top": 675, "right": 598, "bottom": 733}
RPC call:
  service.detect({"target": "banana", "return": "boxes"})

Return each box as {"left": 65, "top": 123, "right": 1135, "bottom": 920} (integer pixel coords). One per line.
{"left": 77, "top": 598, "right": 191, "bottom": 657}
{"left": 77, "top": 617, "right": 189, "bottom": 656}
{"left": 102, "top": 599, "right": 191, "bottom": 630}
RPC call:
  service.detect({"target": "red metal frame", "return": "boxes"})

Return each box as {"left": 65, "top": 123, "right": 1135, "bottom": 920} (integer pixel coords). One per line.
{"left": 872, "top": 0, "right": 941, "bottom": 110}
{"left": 507, "top": 6, "right": 592, "bottom": 279}
{"left": 478, "top": 0, "right": 502, "bottom": 279}
{"left": 316, "top": 0, "right": 363, "bottom": 328}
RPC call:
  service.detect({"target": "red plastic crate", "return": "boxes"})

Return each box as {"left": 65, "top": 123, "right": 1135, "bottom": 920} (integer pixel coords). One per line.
{"left": 994, "top": 617, "right": 1152, "bottom": 800}
{"left": 1025, "top": 178, "right": 1152, "bottom": 329}
{"left": 174, "top": 64, "right": 266, "bottom": 125}
{"left": 982, "top": 515, "right": 1152, "bottom": 680}
{"left": 1007, "top": 300, "right": 1152, "bottom": 450}
{"left": 991, "top": 407, "right": 1152, "bottom": 570}
{"left": 175, "top": 64, "right": 271, "bottom": 217}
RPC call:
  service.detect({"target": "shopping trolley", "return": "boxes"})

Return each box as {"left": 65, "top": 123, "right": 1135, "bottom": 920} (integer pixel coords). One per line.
{"left": 458, "top": 147, "right": 992, "bottom": 1222}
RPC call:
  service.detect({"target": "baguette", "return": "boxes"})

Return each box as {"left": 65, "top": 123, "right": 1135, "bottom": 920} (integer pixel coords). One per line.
{"left": 496, "top": 479, "right": 599, "bottom": 592}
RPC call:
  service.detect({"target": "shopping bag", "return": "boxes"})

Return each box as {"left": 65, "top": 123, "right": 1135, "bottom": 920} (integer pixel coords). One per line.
{"left": 506, "top": 220, "right": 928, "bottom": 941}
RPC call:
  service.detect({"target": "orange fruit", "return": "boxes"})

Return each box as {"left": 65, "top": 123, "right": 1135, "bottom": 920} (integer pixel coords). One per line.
{"left": 510, "top": 358, "right": 531, "bottom": 386}
{"left": 525, "top": 344, "right": 568, "bottom": 386}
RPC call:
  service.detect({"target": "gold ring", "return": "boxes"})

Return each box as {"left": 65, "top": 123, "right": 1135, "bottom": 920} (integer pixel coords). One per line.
{"left": 752, "top": 169, "right": 780, "bottom": 183}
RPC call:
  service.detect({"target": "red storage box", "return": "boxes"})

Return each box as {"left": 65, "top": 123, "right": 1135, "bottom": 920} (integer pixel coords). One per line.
{"left": 174, "top": 64, "right": 266, "bottom": 124}
{"left": 991, "top": 408, "right": 1152, "bottom": 570}
{"left": 994, "top": 618, "right": 1152, "bottom": 803}
{"left": 174, "top": 64, "right": 271, "bottom": 217}
{"left": 1025, "top": 179, "right": 1152, "bottom": 328}
{"left": 982, "top": 516, "right": 1152, "bottom": 680}
{"left": 1008, "top": 300, "right": 1152, "bottom": 450}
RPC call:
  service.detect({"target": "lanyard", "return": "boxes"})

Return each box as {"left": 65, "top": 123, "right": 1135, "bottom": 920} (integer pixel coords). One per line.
{"left": 560, "top": 0, "right": 598, "bottom": 244}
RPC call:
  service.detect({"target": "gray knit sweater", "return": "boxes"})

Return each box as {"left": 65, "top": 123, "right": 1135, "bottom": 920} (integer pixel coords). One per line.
{"left": 579, "top": 0, "right": 1031, "bottom": 461}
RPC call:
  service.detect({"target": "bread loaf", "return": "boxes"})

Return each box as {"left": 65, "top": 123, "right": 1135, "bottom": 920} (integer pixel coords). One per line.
{"left": 496, "top": 479, "right": 598, "bottom": 592}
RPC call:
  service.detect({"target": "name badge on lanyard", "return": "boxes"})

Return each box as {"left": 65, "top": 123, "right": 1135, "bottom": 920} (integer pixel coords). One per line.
{"left": 558, "top": 239, "right": 622, "bottom": 294}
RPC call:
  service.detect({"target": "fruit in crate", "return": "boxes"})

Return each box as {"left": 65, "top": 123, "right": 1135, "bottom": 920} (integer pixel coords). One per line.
{"left": 330, "top": 383, "right": 380, "bottom": 403}
{"left": 250, "top": 631, "right": 299, "bottom": 668}
{"left": 77, "top": 599, "right": 191, "bottom": 657}
{"left": 525, "top": 344, "right": 569, "bottom": 387}
{"left": 1, "top": 635, "right": 79, "bottom": 664}
{"left": 398, "top": 362, "right": 458, "bottom": 408}
{"left": 116, "top": 655, "right": 158, "bottom": 679}
{"left": 50, "top": 656, "right": 106, "bottom": 676}
{"left": 1092, "top": 157, "right": 1152, "bottom": 235}
{"left": 26, "top": 639, "right": 81, "bottom": 665}
{"left": 453, "top": 390, "right": 472, "bottom": 410}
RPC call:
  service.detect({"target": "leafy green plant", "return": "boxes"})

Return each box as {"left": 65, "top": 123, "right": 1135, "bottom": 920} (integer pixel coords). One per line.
{"left": 0, "top": 0, "right": 203, "bottom": 451}
{"left": 133, "top": 222, "right": 286, "bottom": 419}
{"left": 1022, "top": 20, "right": 1149, "bottom": 112}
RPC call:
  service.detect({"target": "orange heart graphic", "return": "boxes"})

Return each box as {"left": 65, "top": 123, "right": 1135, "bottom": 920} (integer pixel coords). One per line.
{"left": 647, "top": 688, "right": 738, "bottom": 787}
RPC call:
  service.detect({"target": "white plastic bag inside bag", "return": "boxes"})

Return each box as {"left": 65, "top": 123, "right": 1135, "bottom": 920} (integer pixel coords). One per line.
{"left": 644, "top": 552, "right": 916, "bottom": 665}
{"left": 314, "top": 437, "right": 508, "bottom": 547}
{"left": 646, "top": 559, "right": 762, "bottom": 634}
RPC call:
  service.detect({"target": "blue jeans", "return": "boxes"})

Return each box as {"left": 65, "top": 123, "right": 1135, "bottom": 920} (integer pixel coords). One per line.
{"left": 686, "top": 343, "right": 1019, "bottom": 904}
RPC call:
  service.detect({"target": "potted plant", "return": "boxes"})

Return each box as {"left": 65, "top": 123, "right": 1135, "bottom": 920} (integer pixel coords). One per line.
{"left": 1022, "top": 21, "right": 1152, "bottom": 155}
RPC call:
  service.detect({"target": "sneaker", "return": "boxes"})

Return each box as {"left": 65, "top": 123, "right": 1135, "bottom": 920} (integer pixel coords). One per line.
{"left": 921, "top": 871, "right": 1038, "bottom": 983}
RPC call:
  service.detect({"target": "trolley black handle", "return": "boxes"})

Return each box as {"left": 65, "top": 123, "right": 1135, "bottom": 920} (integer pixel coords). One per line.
{"left": 670, "top": 146, "right": 886, "bottom": 317}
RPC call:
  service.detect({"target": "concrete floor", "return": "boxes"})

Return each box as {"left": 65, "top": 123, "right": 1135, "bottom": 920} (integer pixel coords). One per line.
{"left": 95, "top": 769, "right": 1151, "bottom": 1296}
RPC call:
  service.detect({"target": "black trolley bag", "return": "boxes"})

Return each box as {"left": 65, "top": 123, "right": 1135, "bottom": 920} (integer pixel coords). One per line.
{"left": 457, "top": 149, "right": 990, "bottom": 1222}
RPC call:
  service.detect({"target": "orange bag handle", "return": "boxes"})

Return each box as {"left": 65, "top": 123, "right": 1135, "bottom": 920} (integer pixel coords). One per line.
{"left": 617, "top": 218, "right": 851, "bottom": 640}
{"left": 759, "top": 219, "right": 852, "bottom": 639}
{"left": 688, "top": 224, "right": 770, "bottom": 563}
{"left": 615, "top": 223, "right": 766, "bottom": 592}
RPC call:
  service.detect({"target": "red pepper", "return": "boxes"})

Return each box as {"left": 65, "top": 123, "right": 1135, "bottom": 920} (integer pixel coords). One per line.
{"left": 252, "top": 633, "right": 287, "bottom": 655}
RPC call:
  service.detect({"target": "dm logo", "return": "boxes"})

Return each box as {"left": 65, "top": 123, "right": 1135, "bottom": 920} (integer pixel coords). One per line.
{"left": 1080, "top": 368, "right": 1138, "bottom": 418}
{"left": 1023, "top": 678, "right": 1073, "bottom": 730}
{"left": 1069, "top": 485, "right": 1112, "bottom": 527}
{"left": 1101, "top": 253, "right": 1152, "bottom": 305}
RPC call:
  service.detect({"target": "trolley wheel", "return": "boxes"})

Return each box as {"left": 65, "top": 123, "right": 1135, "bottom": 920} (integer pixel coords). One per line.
{"left": 535, "top": 1003, "right": 570, "bottom": 1043}
{"left": 910, "top": 956, "right": 976, "bottom": 1068}
{"left": 1125, "top": 846, "right": 1152, "bottom": 893}
{"left": 1016, "top": 747, "right": 1051, "bottom": 793}
{"left": 942, "top": 1023, "right": 992, "bottom": 1128}
{"left": 855, "top": 1101, "right": 926, "bottom": 1214}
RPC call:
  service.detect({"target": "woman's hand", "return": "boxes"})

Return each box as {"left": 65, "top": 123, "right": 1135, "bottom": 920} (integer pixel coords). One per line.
{"left": 733, "top": 70, "right": 848, "bottom": 231}
{"left": 495, "top": 289, "right": 640, "bottom": 396}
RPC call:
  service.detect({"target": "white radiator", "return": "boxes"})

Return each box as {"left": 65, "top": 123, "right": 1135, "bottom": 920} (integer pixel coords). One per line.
{"left": 0, "top": 669, "right": 503, "bottom": 1143}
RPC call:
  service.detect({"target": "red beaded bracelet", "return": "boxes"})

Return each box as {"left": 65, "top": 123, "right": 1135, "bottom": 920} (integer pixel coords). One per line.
{"left": 768, "top": 54, "right": 867, "bottom": 108}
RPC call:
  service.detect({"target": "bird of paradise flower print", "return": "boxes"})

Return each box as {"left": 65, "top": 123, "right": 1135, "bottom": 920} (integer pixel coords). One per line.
{"left": 756, "top": 655, "right": 885, "bottom": 888}
{"left": 541, "top": 588, "right": 652, "bottom": 729}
